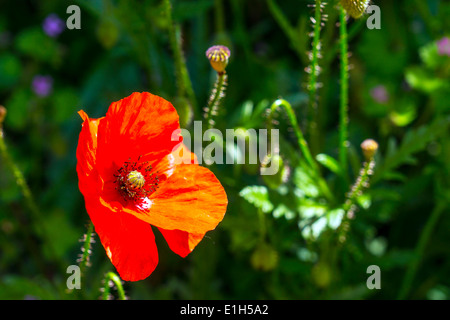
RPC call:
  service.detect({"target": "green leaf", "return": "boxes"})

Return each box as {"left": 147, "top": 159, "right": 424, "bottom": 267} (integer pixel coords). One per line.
{"left": 51, "top": 88, "right": 80, "bottom": 123}
{"left": 316, "top": 153, "right": 343, "bottom": 176}
{"left": 239, "top": 186, "right": 274, "bottom": 213}
{"left": 405, "top": 66, "right": 447, "bottom": 94}
{"left": 374, "top": 116, "right": 450, "bottom": 183}
{"left": 0, "top": 276, "right": 60, "bottom": 299}
{"left": 172, "top": 0, "right": 214, "bottom": 21}
{"left": 0, "top": 53, "right": 22, "bottom": 89}
{"left": 299, "top": 208, "right": 344, "bottom": 240}
{"left": 15, "top": 27, "right": 61, "bottom": 66}
{"left": 273, "top": 203, "right": 296, "bottom": 220}
{"left": 293, "top": 166, "right": 320, "bottom": 198}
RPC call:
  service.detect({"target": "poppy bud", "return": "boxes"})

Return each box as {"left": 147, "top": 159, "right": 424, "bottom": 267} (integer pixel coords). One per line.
{"left": 340, "top": 0, "right": 370, "bottom": 19}
{"left": 312, "top": 262, "right": 332, "bottom": 288}
{"left": 361, "top": 139, "right": 378, "bottom": 160}
{"left": 206, "top": 45, "right": 231, "bottom": 74}
{"left": 0, "top": 105, "right": 6, "bottom": 125}
{"left": 250, "top": 243, "right": 278, "bottom": 272}
{"left": 97, "top": 18, "right": 119, "bottom": 49}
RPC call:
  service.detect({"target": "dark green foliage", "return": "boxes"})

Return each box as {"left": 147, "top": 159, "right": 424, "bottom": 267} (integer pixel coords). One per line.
{"left": 0, "top": 0, "right": 449, "bottom": 300}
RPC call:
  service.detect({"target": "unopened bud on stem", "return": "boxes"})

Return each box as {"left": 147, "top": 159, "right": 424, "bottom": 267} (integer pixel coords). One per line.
{"left": 206, "top": 45, "right": 231, "bottom": 74}
{"left": 340, "top": 0, "right": 370, "bottom": 19}
{"left": 361, "top": 139, "right": 378, "bottom": 160}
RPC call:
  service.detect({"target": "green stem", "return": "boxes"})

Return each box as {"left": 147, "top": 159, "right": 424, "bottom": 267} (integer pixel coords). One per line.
{"left": 78, "top": 221, "right": 95, "bottom": 276}
{"left": 338, "top": 7, "right": 349, "bottom": 179}
{"left": 163, "top": 0, "right": 197, "bottom": 111}
{"left": 214, "top": 0, "right": 225, "bottom": 34}
{"left": 268, "top": 99, "right": 334, "bottom": 203}
{"left": 102, "top": 272, "right": 126, "bottom": 300}
{"left": 205, "top": 72, "right": 227, "bottom": 130}
{"left": 338, "top": 159, "right": 375, "bottom": 244}
{"left": 307, "top": 0, "right": 325, "bottom": 157}
{"left": 397, "top": 202, "right": 446, "bottom": 300}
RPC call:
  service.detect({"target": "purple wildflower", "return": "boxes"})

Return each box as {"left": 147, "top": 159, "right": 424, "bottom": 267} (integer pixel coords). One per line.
{"left": 436, "top": 37, "right": 450, "bottom": 57}
{"left": 32, "top": 75, "right": 53, "bottom": 97}
{"left": 370, "top": 85, "right": 389, "bottom": 104}
{"left": 42, "top": 14, "right": 65, "bottom": 38}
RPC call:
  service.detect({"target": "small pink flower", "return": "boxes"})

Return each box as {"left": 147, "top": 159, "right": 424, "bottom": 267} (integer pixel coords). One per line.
{"left": 437, "top": 37, "right": 450, "bottom": 57}
{"left": 32, "top": 75, "right": 53, "bottom": 97}
{"left": 370, "top": 85, "right": 389, "bottom": 104}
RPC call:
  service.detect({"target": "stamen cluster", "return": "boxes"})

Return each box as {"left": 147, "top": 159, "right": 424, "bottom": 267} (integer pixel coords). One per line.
{"left": 113, "top": 156, "right": 160, "bottom": 202}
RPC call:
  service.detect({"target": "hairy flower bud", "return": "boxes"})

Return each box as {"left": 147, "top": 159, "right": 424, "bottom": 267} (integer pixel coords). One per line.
{"left": 340, "top": 0, "right": 370, "bottom": 19}
{"left": 361, "top": 139, "right": 378, "bottom": 160}
{"left": 206, "top": 45, "right": 231, "bottom": 74}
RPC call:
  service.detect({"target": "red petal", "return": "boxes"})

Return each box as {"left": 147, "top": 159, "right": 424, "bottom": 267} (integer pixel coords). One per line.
{"left": 76, "top": 110, "right": 103, "bottom": 197}
{"left": 85, "top": 195, "right": 159, "bottom": 282}
{"left": 77, "top": 109, "right": 159, "bottom": 281}
{"left": 120, "top": 164, "right": 228, "bottom": 234}
{"left": 157, "top": 228, "right": 205, "bottom": 258}
{"left": 95, "top": 92, "right": 181, "bottom": 180}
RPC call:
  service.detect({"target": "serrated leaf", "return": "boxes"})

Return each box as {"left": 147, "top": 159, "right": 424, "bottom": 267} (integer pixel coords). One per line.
{"left": 273, "top": 203, "right": 296, "bottom": 220}
{"left": 299, "top": 208, "right": 344, "bottom": 240}
{"left": 293, "top": 166, "right": 320, "bottom": 198}
{"left": 374, "top": 117, "right": 450, "bottom": 183}
{"left": 239, "top": 186, "right": 274, "bottom": 213}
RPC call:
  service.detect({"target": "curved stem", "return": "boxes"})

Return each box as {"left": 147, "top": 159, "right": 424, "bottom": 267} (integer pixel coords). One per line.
{"left": 268, "top": 99, "right": 334, "bottom": 203}
{"left": 102, "top": 272, "right": 126, "bottom": 300}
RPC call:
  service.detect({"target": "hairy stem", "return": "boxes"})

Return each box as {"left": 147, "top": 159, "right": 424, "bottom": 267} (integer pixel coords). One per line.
{"left": 163, "top": 0, "right": 197, "bottom": 112}
{"left": 267, "top": 99, "right": 334, "bottom": 203}
{"left": 102, "top": 272, "right": 126, "bottom": 300}
{"left": 78, "top": 221, "right": 95, "bottom": 276}
{"left": 307, "top": 0, "right": 325, "bottom": 156}
{"left": 338, "top": 7, "right": 349, "bottom": 179}
{"left": 205, "top": 72, "right": 227, "bottom": 130}
{"left": 338, "top": 159, "right": 375, "bottom": 244}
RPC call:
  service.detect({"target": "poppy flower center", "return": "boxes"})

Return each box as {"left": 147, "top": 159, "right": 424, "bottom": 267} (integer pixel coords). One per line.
{"left": 113, "top": 157, "right": 160, "bottom": 202}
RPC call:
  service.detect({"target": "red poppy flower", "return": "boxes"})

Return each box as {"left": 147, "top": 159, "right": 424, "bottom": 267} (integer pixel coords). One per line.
{"left": 76, "top": 92, "right": 228, "bottom": 281}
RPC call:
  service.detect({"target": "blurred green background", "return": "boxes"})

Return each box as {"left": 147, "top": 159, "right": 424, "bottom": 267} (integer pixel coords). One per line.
{"left": 0, "top": 0, "right": 449, "bottom": 300}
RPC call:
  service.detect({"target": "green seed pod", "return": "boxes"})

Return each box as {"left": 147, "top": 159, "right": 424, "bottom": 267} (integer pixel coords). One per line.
{"left": 96, "top": 19, "right": 119, "bottom": 49}
{"left": 250, "top": 243, "right": 279, "bottom": 272}
{"left": 206, "top": 45, "right": 231, "bottom": 74}
{"left": 312, "top": 262, "right": 332, "bottom": 288}
{"left": 340, "top": 0, "right": 370, "bottom": 19}
{"left": 127, "top": 171, "right": 145, "bottom": 189}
